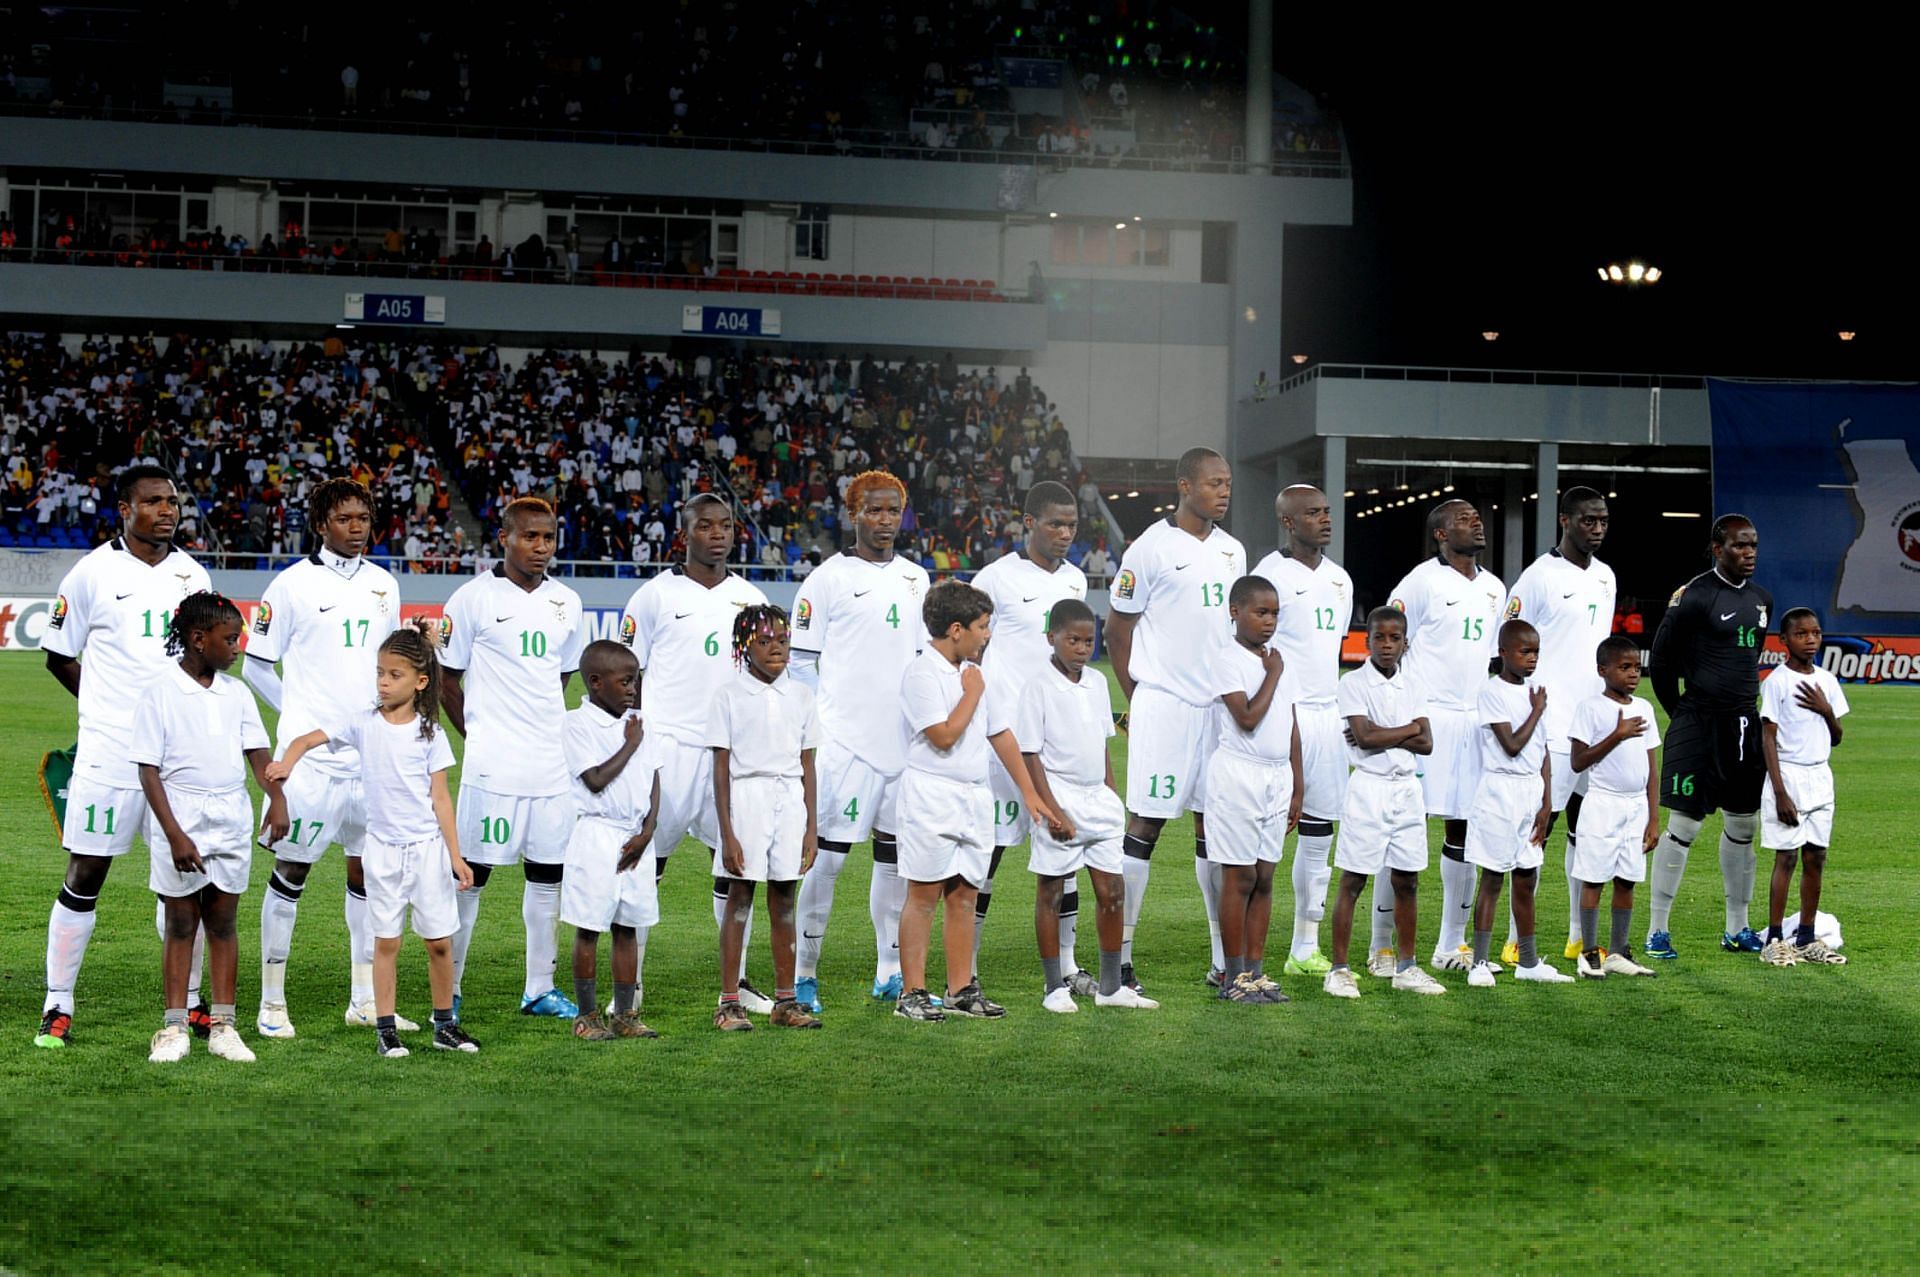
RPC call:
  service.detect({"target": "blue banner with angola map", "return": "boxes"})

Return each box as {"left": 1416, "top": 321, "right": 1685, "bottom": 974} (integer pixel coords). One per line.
{"left": 1709, "top": 380, "right": 1920, "bottom": 639}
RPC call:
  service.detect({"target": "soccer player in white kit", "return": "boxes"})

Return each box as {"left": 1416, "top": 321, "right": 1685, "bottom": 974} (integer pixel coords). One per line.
{"left": 1250, "top": 485, "right": 1353, "bottom": 979}
{"left": 34, "top": 464, "right": 212, "bottom": 1051}
{"left": 440, "top": 497, "right": 586, "bottom": 1019}
{"left": 1104, "top": 447, "right": 1244, "bottom": 994}
{"left": 1386, "top": 499, "right": 1506, "bottom": 973}
{"left": 965, "top": 480, "right": 1090, "bottom": 991}
{"left": 789, "top": 471, "right": 931, "bottom": 1013}
{"left": 243, "top": 478, "right": 407, "bottom": 1037}
{"left": 1504, "top": 487, "right": 1615, "bottom": 960}
{"left": 617, "top": 493, "right": 774, "bottom": 1013}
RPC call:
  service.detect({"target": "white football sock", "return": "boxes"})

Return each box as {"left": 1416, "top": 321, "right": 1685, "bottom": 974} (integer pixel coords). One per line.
{"left": 1121, "top": 856, "right": 1151, "bottom": 966}
{"left": 186, "top": 921, "right": 206, "bottom": 1007}
{"left": 794, "top": 848, "right": 846, "bottom": 980}
{"left": 970, "top": 872, "right": 995, "bottom": 982}
{"left": 1288, "top": 830, "right": 1333, "bottom": 960}
{"left": 1720, "top": 812, "right": 1758, "bottom": 935}
{"left": 521, "top": 879, "right": 561, "bottom": 1001}
{"left": 632, "top": 925, "right": 650, "bottom": 1008}
{"left": 1195, "top": 852, "right": 1224, "bottom": 972}
{"left": 1368, "top": 873, "right": 1397, "bottom": 953}
{"left": 45, "top": 891, "right": 99, "bottom": 1014}
{"left": 1437, "top": 851, "right": 1474, "bottom": 954}
{"left": 868, "top": 849, "right": 907, "bottom": 981}
{"left": 345, "top": 881, "right": 373, "bottom": 967}
{"left": 1059, "top": 885, "right": 1080, "bottom": 971}
{"left": 739, "top": 900, "right": 754, "bottom": 982}
{"left": 1565, "top": 840, "right": 1583, "bottom": 944}
{"left": 259, "top": 874, "right": 301, "bottom": 1006}
{"left": 452, "top": 884, "right": 484, "bottom": 996}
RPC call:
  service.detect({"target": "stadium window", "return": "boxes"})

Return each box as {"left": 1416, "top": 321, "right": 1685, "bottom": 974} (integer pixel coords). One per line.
{"left": 1079, "top": 225, "right": 1111, "bottom": 266}
{"left": 1140, "top": 226, "right": 1169, "bottom": 266}
{"left": 1050, "top": 222, "right": 1079, "bottom": 265}
{"left": 454, "top": 209, "right": 477, "bottom": 247}
{"left": 794, "top": 203, "right": 830, "bottom": 261}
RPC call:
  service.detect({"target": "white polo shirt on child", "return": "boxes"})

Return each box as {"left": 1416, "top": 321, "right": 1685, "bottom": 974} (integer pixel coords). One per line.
{"left": 129, "top": 664, "right": 269, "bottom": 897}
{"left": 1333, "top": 659, "right": 1430, "bottom": 876}
{"left": 1567, "top": 693, "right": 1660, "bottom": 884}
{"left": 898, "top": 649, "right": 996, "bottom": 887}
{"left": 1017, "top": 661, "right": 1124, "bottom": 877}
{"left": 1760, "top": 665, "right": 1849, "bottom": 850}
{"left": 706, "top": 669, "right": 822, "bottom": 881}
{"left": 321, "top": 707, "right": 460, "bottom": 939}
{"left": 1206, "top": 643, "right": 1301, "bottom": 867}
{"left": 560, "top": 703, "right": 664, "bottom": 931}
{"left": 1465, "top": 676, "right": 1550, "bottom": 874}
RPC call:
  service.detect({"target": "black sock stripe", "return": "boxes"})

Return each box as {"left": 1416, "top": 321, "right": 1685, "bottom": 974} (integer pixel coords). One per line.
{"left": 1440, "top": 841, "right": 1466, "bottom": 861}
{"left": 345, "top": 882, "right": 367, "bottom": 900}
{"left": 1723, "top": 835, "right": 1753, "bottom": 846}
{"left": 1123, "top": 834, "right": 1156, "bottom": 862}
{"left": 1192, "top": 836, "right": 1208, "bottom": 859}
{"left": 974, "top": 891, "right": 992, "bottom": 917}
{"left": 871, "top": 836, "right": 899, "bottom": 865}
{"left": 1059, "top": 889, "right": 1080, "bottom": 916}
{"left": 1297, "top": 818, "right": 1334, "bottom": 838}
{"left": 268, "top": 872, "right": 304, "bottom": 903}
{"left": 56, "top": 887, "right": 98, "bottom": 913}
{"left": 524, "top": 860, "right": 564, "bottom": 885}
{"left": 817, "top": 840, "right": 852, "bottom": 855}
{"left": 713, "top": 877, "right": 731, "bottom": 900}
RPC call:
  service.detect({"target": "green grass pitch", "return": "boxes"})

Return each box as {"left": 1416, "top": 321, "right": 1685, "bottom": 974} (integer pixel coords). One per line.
{"left": 2, "top": 659, "right": 1916, "bottom": 1272}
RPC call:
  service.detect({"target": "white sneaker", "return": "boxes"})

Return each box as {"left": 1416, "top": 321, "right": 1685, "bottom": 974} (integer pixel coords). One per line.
{"left": 1094, "top": 985, "right": 1160, "bottom": 1009}
{"left": 1576, "top": 951, "right": 1608, "bottom": 979}
{"left": 1042, "top": 986, "right": 1079, "bottom": 1013}
{"left": 1323, "top": 967, "right": 1362, "bottom": 999}
{"left": 1367, "top": 948, "right": 1398, "bottom": 978}
{"left": 1391, "top": 966, "right": 1448, "bottom": 995}
{"left": 1601, "top": 951, "right": 1655, "bottom": 977}
{"left": 345, "top": 1002, "right": 420, "bottom": 1031}
{"left": 734, "top": 980, "right": 777, "bottom": 1015}
{"left": 1429, "top": 946, "right": 1470, "bottom": 972}
{"left": 148, "top": 1023, "right": 191, "bottom": 1063}
{"left": 206, "top": 1021, "right": 256, "bottom": 1062}
{"left": 256, "top": 1002, "right": 296, "bottom": 1038}
{"left": 1467, "top": 961, "right": 1496, "bottom": 988}
{"left": 1514, "top": 961, "right": 1575, "bottom": 984}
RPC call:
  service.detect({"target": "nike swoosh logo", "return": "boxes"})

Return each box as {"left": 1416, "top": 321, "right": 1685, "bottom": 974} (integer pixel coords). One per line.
{"left": 1444, "top": 599, "right": 1461, "bottom": 606}
{"left": 674, "top": 611, "right": 694, "bottom": 619}
{"left": 1294, "top": 588, "right": 1309, "bottom": 595}
{"left": 1374, "top": 906, "right": 1395, "bottom": 914}
{"left": 1720, "top": 612, "right": 1737, "bottom": 620}
{"left": 853, "top": 589, "right": 872, "bottom": 597}
{"left": 318, "top": 605, "right": 338, "bottom": 613}
{"left": 116, "top": 592, "right": 134, "bottom": 600}
{"left": 1562, "top": 591, "right": 1577, "bottom": 599}
{"left": 1022, "top": 595, "right": 1039, "bottom": 603}
{"left": 1173, "top": 563, "right": 1191, "bottom": 572}
{"left": 495, "top": 615, "right": 513, "bottom": 623}
{"left": 802, "top": 930, "right": 824, "bottom": 940}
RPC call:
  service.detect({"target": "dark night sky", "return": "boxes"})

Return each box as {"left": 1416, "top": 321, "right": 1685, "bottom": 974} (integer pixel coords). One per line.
{"left": 1279, "top": 31, "right": 1915, "bottom": 379}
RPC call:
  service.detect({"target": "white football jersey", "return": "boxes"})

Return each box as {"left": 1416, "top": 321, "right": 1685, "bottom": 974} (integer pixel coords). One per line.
{"left": 42, "top": 539, "right": 212, "bottom": 785}
{"left": 441, "top": 567, "right": 586, "bottom": 797}
{"left": 1389, "top": 557, "right": 1506, "bottom": 711}
{"left": 619, "top": 566, "right": 768, "bottom": 747}
{"left": 1507, "top": 550, "right": 1617, "bottom": 746}
{"left": 247, "top": 549, "right": 402, "bottom": 776}
{"left": 790, "top": 551, "right": 929, "bottom": 775}
{"left": 972, "top": 550, "right": 1088, "bottom": 726}
{"left": 1110, "top": 517, "right": 1247, "bottom": 708}
{"left": 1252, "top": 549, "right": 1352, "bottom": 708}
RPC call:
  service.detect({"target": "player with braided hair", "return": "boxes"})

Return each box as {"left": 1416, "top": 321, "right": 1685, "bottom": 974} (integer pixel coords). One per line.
{"left": 134, "top": 591, "right": 288, "bottom": 1063}
{"left": 788, "top": 469, "right": 930, "bottom": 1013}
{"left": 706, "top": 603, "right": 824, "bottom": 1029}
{"left": 243, "top": 474, "right": 406, "bottom": 1037}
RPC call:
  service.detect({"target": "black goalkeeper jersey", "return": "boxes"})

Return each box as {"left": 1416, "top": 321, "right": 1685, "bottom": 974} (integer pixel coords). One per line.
{"left": 1649, "top": 569, "right": 1775, "bottom": 716}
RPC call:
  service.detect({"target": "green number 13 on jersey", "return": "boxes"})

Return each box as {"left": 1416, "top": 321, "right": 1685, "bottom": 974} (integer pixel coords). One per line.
{"left": 1200, "top": 583, "right": 1224, "bottom": 608}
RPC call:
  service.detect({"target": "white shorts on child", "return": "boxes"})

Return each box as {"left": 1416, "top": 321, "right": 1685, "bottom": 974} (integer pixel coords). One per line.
{"left": 1465, "top": 772, "right": 1549, "bottom": 874}
{"left": 816, "top": 741, "right": 902, "bottom": 843}
{"left": 1333, "top": 772, "right": 1427, "bottom": 876}
{"left": 148, "top": 787, "right": 254, "bottom": 897}
{"left": 1203, "top": 751, "right": 1293, "bottom": 867}
{"left": 988, "top": 754, "right": 1031, "bottom": 847}
{"left": 1028, "top": 778, "right": 1126, "bottom": 877}
{"left": 1762, "top": 761, "right": 1836, "bottom": 851}
{"left": 1295, "top": 703, "right": 1350, "bottom": 821}
{"left": 457, "top": 786, "right": 574, "bottom": 867}
{"left": 560, "top": 816, "right": 660, "bottom": 932}
{"left": 1124, "top": 684, "right": 1212, "bottom": 818}
{"left": 1568, "top": 787, "right": 1650, "bottom": 885}
{"left": 269, "top": 766, "right": 367, "bottom": 862}
{"left": 897, "top": 770, "right": 994, "bottom": 888}
{"left": 364, "top": 832, "right": 460, "bottom": 940}
{"left": 714, "top": 775, "right": 807, "bottom": 882}
{"left": 1419, "top": 706, "right": 1483, "bottom": 820}
{"left": 651, "top": 734, "right": 720, "bottom": 857}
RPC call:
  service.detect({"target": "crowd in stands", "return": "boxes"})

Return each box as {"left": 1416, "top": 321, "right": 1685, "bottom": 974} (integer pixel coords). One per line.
{"left": 0, "top": 2, "right": 1335, "bottom": 174}
{"left": 2, "top": 332, "right": 1117, "bottom": 582}
{"left": 428, "top": 346, "right": 1115, "bottom": 580}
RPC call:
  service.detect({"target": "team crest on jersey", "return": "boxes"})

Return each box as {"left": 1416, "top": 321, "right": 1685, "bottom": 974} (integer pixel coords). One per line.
{"left": 1668, "top": 586, "right": 1685, "bottom": 607}
{"left": 1390, "top": 597, "right": 1405, "bottom": 612}
{"left": 252, "top": 601, "right": 273, "bottom": 635}
{"left": 50, "top": 594, "right": 68, "bottom": 630}
{"left": 1114, "top": 569, "right": 1136, "bottom": 600}
{"left": 619, "top": 615, "right": 637, "bottom": 645}
{"left": 795, "top": 599, "right": 813, "bottom": 630}
{"left": 1506, "top": 597, "right": 1522, "bottom": 618}
{"left": 1757, "top": 605, "right": 1768, "bottom": 629}
{"left": 437, "top": 615, "right": 453, "bottom": 645}
{"left": 370, "top": 589, "right": 390, "bottom": 616}
{"left": 550, "top": 599, "right": 570, "bottom": 624}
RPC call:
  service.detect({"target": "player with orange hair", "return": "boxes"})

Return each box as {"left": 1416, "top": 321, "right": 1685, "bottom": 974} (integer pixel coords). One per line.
{"left": 788, "top": 469, "right": 931, "bottom": 1014}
